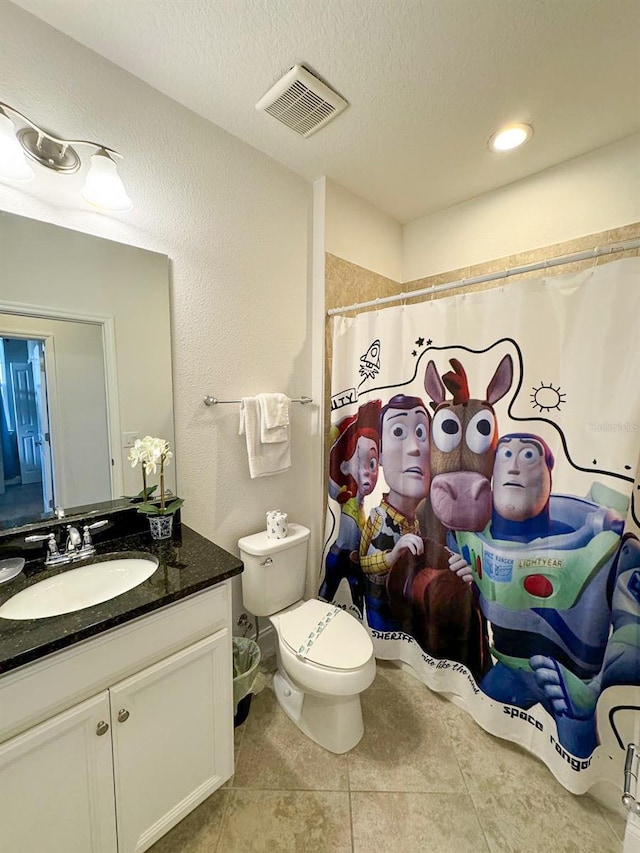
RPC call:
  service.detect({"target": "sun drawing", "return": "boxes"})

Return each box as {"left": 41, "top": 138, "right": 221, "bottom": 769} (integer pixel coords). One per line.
{"left": 530, "top": 381, "right": 567, "bottom": 413}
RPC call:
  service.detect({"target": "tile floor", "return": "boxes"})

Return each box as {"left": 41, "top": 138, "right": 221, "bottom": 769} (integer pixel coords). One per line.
{"left": 149, "top": 661, "right": 627, "bottom": 853}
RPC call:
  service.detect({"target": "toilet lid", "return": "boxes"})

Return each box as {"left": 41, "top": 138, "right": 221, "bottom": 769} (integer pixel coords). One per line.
{"left": 278, "top": 599, "right": 372, "bottom": 670}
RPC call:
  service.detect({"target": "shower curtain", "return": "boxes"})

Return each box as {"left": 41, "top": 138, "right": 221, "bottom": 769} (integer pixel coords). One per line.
{"left": 319, "top": 257, "right": 640, "bottom": 795}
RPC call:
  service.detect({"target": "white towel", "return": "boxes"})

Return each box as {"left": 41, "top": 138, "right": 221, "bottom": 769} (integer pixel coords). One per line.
{"left": 239, "top": 397, "right": 291, "bottom": 478}
{"left": 256, "top": 393, "right": 290, "bottom": 443}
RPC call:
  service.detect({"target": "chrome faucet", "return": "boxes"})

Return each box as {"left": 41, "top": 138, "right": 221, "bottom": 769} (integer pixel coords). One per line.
{"left": 25, "top": 519, "right": 109, "bottom": 566}
{"left": 65, "top": 525, "right": 82, "bottom": 554}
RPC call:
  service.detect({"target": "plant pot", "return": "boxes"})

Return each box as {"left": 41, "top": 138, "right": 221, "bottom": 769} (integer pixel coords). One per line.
{"left": 148, "top": 513, "right": 174, "bottom": 540}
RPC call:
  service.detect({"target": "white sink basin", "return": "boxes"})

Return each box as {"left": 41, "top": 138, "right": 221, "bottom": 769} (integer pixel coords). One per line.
{"left": 0, "top": 555, "right": 159, "bottom": 620}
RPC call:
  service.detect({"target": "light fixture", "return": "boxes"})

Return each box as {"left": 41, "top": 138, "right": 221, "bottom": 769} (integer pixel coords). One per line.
{"left": 81, "top": 149, "right": 132, "bottom": 212}
{"left": 0, "top": 110, "right": 34, "bottom": 182}
{"left": 488, "top": 123, "right": 534, "bottom": 153}
{"left": 0, "top": 101, "right": 132, "bottom": 211}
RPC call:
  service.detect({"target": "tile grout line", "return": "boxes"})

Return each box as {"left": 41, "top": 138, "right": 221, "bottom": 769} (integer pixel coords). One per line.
{"left": 346, "top": 785, "right": 475, "bottom": 794}
{"left": 224, "top": 785, "right": 352, "bottom": 792}
{"left": 347, "top": 739, "right": 355, "bottom": 852}
{"left": 437, "top": 693, "right": 494, "bottom": 852}
{"left": 211, "top": 788, "right": 234, "bottom": 853}
{"left": 466, "top": 790, "right": 495, "bottom": 852}
{"left": 348, "top": 790, "right": 355, "bottom": 853}
{"left": 211, "top": 719, "right": 247, "bottom": 852}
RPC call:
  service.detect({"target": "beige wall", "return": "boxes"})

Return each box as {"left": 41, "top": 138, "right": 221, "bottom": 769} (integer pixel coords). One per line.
{"left": 324, "top": 134, "right": 640, "bottom": 354}
{"left": 403, "top": 134, "right": 640, "bottom": 281}
{"left": 402, "top": 222, "right": 640, "bottom": 300}
{"left": 325, "top": 179, "right": 403, "bottom": 282}
{"left": 326, "top": 222, "right": 640, "bottom": 318}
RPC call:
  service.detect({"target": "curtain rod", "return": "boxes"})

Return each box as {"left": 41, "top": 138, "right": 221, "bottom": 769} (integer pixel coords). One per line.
{"left": 327, "top": 237, "right": 640, "bottom": 316}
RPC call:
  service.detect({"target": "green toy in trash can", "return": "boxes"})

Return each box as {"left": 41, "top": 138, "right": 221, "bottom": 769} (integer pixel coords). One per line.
{"left": 233, "top": 637, "right": 261, "bottom": 727}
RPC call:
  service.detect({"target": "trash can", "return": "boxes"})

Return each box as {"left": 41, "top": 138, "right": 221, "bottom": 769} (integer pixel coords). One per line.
{"left": 232, "top": 637, "right": 261, "bottom": 727}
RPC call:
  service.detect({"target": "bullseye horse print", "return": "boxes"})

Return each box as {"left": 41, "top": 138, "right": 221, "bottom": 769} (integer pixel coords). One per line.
{"left": 388, "top": 354, "right": 514, "bottom": 681}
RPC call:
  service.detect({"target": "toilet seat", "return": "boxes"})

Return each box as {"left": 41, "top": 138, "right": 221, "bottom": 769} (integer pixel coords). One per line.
{"left": 278, "top": 599, "right": 372, "bottom": 671}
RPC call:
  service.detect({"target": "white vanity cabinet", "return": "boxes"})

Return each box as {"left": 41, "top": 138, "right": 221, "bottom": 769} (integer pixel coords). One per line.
{"left": 111, "top": 630, "right": 229, "bottom": 852}
{"left": 0, "top": 581, "right": 234, "bottom": 853}
{"left": 0, "top": 691, "right": 118, "bottom": 853}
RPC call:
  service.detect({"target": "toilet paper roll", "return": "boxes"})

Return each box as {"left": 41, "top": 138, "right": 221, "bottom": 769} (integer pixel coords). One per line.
{"left": 266, "top": 510, "right": 288, "bottom": 539}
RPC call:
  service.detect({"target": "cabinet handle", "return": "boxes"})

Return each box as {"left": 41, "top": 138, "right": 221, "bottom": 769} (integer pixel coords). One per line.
{"left": 96, "top": 721, "right": 109, "bottom": 736}
{"left": 118, "top": 709, "right": 130, "bottom": 723}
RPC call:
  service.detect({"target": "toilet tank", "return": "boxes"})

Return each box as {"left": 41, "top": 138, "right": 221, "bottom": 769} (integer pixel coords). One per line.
{"left": 238, "top": 523, "right": 310, "bottom": 617}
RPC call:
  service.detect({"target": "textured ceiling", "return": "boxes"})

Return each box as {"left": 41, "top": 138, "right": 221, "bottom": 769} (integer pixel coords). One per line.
{"left": 9, "top": 0, "right": 640, "bottom": 223}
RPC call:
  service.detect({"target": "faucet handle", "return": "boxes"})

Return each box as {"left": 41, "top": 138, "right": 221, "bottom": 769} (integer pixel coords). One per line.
{"left": 25, "top": 532, "right": 54, "bottom": 543}
{"left": 25, "top": 532, "right": 60, "bottom": 558}
{"left": 82, "top": 519, "right": 108, "bottom": 550}
{"left": 86, "top": 519, "right": 109, "bottom": 532}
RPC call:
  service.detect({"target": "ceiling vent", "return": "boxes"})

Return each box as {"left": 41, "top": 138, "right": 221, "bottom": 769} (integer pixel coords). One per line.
{"left": 256, "top": 65, "right": 348, "bottom": 138}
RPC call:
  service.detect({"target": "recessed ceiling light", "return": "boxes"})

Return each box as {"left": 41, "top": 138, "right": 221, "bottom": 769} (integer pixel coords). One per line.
{"left": 488, "top": 123, "right": 534, "bottom": 152}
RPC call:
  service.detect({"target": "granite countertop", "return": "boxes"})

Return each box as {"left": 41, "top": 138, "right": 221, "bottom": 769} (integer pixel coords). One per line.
{"left": 0, "top": 524, "right": 243, "bottom": 675}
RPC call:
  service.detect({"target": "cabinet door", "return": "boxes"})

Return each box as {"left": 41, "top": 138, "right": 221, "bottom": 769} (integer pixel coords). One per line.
{"left": 110, "top": 629, "right": 233, "bottom": 853}
{"left": 0, "top": 691, "right": 117, "bottom": 853}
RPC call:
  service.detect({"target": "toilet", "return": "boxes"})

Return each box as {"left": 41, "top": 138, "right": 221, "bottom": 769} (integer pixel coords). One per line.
{"left": 238, "top": 522, "right": 376, "bottom": 753}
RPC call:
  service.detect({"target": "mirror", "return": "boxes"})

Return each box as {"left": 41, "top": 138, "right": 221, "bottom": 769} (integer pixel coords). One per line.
{"left": 0, "top": 211, "right": 174, "bottom": 532}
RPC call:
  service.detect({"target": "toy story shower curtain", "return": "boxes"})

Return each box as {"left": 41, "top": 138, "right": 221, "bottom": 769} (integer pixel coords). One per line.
{"left": 319, "top": 257, "right": 640, "bottom": 795}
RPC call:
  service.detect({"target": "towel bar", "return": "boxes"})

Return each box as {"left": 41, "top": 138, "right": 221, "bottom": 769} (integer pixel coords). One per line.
{"left": 204, "top": 395, "right": 312, "bottom": 406}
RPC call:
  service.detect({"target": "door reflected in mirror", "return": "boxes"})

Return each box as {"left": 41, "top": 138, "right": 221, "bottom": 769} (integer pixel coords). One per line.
{"left": 1, "top": 335, "right": 54, "bottom": 523}
{"left": 0, "top": 322, "right": 111, "bottom": 524}
{"left": 0, "top": 211, "right": 173, "bottom": 532}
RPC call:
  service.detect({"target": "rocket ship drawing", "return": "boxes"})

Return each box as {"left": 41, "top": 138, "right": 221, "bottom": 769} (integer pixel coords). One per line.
{"left": 359, "top": 339, "right": 381, "bottom": 379}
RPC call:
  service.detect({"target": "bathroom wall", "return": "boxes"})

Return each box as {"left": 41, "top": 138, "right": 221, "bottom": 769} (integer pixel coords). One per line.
{"left": 403, "top": 133, "right": 640, "bottom": 281}
{"left": 324, "top": 178, "right": 403, "bottom": 281}
{"left": 322, "top": 134, "right": 640, "bottom": 335}
{"left": 0, "top": 3, "right": 316, "bottom": 625}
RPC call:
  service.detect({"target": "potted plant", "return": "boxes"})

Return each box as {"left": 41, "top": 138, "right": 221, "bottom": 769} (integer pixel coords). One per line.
{"left": 128, "top": 436, "right": 183, "bottom": 539}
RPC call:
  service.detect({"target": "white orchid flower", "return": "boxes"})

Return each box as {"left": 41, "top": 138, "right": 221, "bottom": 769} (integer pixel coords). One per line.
{"left": 129, "top": 436, "right": 178, "bottom": 514}
{"left": 128, "top": 438, "right": 147, "bottom": 468}
{"left": 142, "top": 437, "right": 166, "bottom": 474}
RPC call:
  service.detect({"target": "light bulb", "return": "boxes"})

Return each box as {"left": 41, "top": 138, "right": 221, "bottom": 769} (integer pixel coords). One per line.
{"left": 488, "top": 123, "right": 534, "bottom": 152}
{"left": 81, "top": 149, "right": 132, "bottom": 212}
{"left": 0, "top": 111, "right": 34, "bottom": 182}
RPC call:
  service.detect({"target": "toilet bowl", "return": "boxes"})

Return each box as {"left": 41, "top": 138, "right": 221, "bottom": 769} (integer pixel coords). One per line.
{"left": 238, "top": 525, "right": 376, "bottom": 753}
{"left": 270, "top": 599, "right": 376, "bottom": 753}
